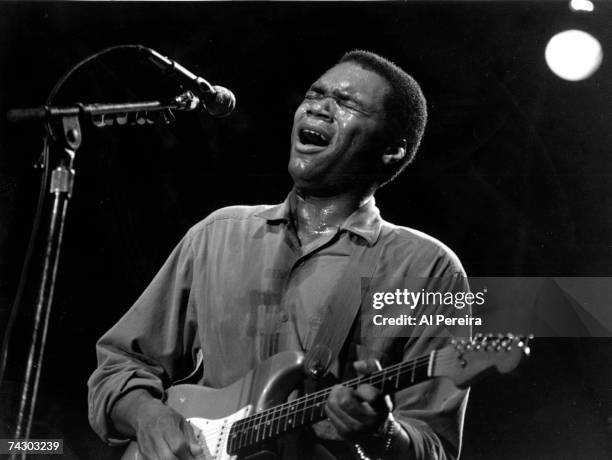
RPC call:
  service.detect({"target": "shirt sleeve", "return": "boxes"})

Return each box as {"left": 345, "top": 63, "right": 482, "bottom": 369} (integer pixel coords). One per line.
{"left": 391, "top": 262, "right": 471, "bottom": 460}
{"left": 87, "top": 230, "right": 200, "bottom": 445}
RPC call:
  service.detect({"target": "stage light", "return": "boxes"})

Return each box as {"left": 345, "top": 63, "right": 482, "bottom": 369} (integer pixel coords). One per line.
{"left": 545, "top": 29, "right": 603, "bottom": 81}
{"left": 569, "top": 0, "right": 594, "bottom": 13}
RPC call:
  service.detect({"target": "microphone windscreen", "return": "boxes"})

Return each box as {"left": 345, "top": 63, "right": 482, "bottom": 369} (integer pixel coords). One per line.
{"left": 209, "top": 85, "right": 236, "bottom": 118}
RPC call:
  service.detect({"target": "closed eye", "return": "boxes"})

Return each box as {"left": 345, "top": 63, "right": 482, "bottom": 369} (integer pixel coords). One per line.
{"left": 304, "top": 89, "right": 324, "bottom": 101}
{"left": 336, "top": 94, "right": 362, "bottom": 110}
{"left": 303, "top": 90, "right": 368, "bottom": 115}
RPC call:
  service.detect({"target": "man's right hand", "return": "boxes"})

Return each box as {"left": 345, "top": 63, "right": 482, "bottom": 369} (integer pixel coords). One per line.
{"left": 111, "top": 389, "right": 204, "bottom": 460}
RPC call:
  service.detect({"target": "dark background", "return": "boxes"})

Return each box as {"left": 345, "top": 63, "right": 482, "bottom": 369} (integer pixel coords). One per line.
{"left": 1, "top": 1, "right": 612, "bottom": 459}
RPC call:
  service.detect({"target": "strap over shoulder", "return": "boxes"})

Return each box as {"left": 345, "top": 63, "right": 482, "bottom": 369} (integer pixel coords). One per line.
{"left": 304, "top": 239, "right": 385, "bottom": 379}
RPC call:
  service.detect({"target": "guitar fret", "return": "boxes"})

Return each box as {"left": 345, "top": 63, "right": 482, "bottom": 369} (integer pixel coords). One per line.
{"left": 248, "top": 413, "right": 257, "bottom": 445}
{"left": 300, "top": 398, "right": 307, "bottom": 425}
{"left": 254, "top": 412, "right": 264, "bottom": 443}
{"left": 274, "top": 405, "right": 282, "bottom": 435}
{"left": 311, "top": 394, "right": 319, "bottom": 422}
{"left": 282, "top": 404, "right": 289, "bottom": 431}
{"left": 318, "top": 392, "right": 327, "bottom": 418}
{"left": 227, "top": 347, "right": 458, "bottom": 455}
{"left": 309, "top": 395, "right": 317, "bottom": 422}
{"left": 263, "top": 407, "right": 272, "bottom": 442}
{"left": 240, "top": 420, "right": 247, "bottom": 450}
{"left": 270, "top": 405, "right": 279, "bottom": 437}
{"left": 245, "top": 416, "right": 253, "bottom": 446}
{"left": 228, "top": 425, "right": 236, "bottom": 453}
{"left": 286, "top": 402, "right": 296, "bottom": 430}
{"left": 233, "top": 423, "right": 242, "bottom": 452}
{"left": 277, "top": 404, "right": 285, "bottom": 434}
{"left": 241, "top": 417, "right": 250, "bottom": 450}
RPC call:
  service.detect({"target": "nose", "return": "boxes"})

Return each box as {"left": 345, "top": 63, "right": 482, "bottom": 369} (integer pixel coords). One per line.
{"left": 306, "top": 97, "right": 334, "bottom": 121}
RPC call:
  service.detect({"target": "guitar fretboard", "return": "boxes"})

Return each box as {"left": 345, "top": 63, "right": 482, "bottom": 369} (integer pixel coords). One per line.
{"left": 227, "top": 348, "right": 446, "bottom": 454}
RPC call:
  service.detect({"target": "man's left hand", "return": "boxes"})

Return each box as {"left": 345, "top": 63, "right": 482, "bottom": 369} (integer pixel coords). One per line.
{"left": 325, "top": 359, "right": 392, "bottom": 440}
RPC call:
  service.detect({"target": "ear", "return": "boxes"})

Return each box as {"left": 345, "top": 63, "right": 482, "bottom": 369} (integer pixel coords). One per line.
{"left": 381, "top": 139, "right": 407, "bottom": 167}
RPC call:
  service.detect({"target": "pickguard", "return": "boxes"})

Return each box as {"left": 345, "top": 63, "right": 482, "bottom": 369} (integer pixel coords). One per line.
{"left": 188, "top": 405, "right": 253, "bottom": 460}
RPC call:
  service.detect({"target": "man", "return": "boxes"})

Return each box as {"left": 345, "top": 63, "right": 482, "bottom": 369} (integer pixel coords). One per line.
{"left": 88, "top": 50, "right": 470, "bottom": 460}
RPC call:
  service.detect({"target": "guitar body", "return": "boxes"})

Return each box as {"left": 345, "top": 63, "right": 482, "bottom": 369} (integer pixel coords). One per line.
{"left": 120, "top": 334, "right": 531, "bottom": 460}
{"left": 121, "top": 350, "right": 306, "bottom": 460}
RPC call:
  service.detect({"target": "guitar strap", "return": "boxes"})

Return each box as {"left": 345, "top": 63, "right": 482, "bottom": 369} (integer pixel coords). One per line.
{"left": 303, "top": 235, "right": 385, "bottom": 379}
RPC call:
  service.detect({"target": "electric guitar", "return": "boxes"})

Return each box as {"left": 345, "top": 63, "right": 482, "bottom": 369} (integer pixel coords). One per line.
{"left": 122, "top": 333, "right": 532, "bottom": 460}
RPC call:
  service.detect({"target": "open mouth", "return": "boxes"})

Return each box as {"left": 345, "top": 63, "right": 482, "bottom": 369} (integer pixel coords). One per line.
{"left": 298, "top": 128, "right": 331, "bottom": 147}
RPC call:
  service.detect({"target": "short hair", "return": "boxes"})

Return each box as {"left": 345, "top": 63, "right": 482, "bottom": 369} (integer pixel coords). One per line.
{"left": 338, "top": 50, "right": 427, "bottom": 186}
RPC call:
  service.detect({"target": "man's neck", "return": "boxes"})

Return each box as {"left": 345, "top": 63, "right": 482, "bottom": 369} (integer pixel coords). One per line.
{"left": 292, "top": 187, "right": 373, "bottom": 246}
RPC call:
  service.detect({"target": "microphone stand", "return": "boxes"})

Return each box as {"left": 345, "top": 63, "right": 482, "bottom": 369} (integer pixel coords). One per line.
{"left": 7, "top": 91, "right": 199, "bottom": 459}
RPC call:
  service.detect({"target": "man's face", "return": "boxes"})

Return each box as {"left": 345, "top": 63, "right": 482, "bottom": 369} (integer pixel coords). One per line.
{"left": 288, "top": 62, "right": 390, "bottom": 195}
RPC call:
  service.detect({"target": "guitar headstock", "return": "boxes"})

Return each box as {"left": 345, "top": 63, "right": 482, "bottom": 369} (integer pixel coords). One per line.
{"left": 432, "top": 333, "right": 533, "bottom": 388}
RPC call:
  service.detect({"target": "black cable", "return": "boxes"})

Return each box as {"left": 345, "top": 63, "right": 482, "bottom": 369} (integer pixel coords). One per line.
{"left": 0, "top": 44, "right": 147, "bottom": 391}
{"left": 0, "top": 138, "right": 49, "bottom": 389}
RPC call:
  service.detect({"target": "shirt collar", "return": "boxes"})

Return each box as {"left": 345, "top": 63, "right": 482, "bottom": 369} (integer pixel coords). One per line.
{"left": 254, "top": 189, "right": 382, "bottom": 246}
{"left": 340, "top": 196, "right": 382, "bottom": 246}
{"left": 253, "top": 194, "right": 293, "bottom": 222}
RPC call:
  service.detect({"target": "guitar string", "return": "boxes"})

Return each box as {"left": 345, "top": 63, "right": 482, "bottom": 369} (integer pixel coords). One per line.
{"left": 231, "top": 349, "right": 446, "bottom": 429}
{"left": 195, "top": 354, "right": 438, "bottom": 443}
{"left": 198, "top": 349, "right": 455, "bottom": 443}
{"left": 232, "top": 335, "right": 521, "bottom": 430}
{"left": 222, "top": 353, "right": 464, "bottom": 450}
{"left": 203, "top": 340, "right": 519, "bottom": 446}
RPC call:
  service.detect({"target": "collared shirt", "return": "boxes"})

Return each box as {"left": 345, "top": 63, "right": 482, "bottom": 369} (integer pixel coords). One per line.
{"left": 88, "top": 191, "right": 470, "bottom": 459}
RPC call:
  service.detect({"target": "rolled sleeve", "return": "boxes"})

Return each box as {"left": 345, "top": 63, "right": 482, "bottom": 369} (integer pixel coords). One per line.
{"left": 87, "top": 231, "right": 199, "bottom": 444}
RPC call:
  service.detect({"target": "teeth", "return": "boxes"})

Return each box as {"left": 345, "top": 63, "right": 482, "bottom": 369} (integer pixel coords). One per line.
{"left": 302, "top": 129, "right": 328, "bottom": 143}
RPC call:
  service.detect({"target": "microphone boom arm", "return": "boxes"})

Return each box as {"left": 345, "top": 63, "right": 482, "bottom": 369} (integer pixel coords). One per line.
{"left": 7, "top": 91, "right": 201, "bottom": 125}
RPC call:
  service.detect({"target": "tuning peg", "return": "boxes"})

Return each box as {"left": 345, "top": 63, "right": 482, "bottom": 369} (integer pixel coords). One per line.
{"left": 162, "top": 109, "right": 176, "bottom": 124}
{"left": 92, "top": 114, "right": 105, "bottom": 127}
{"left": 116, "top": 112, "right": 128, "bottom": 125}
{"left": 135, "top": 112, "right": 147, "bottom": 125}
{"left": 517, "top": 334, "right": 535, "bottom": 348}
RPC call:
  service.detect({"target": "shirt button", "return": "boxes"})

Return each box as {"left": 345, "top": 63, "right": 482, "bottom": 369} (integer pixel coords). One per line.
{"left": 279, "top": 312, "right": 289, "bottom": 323}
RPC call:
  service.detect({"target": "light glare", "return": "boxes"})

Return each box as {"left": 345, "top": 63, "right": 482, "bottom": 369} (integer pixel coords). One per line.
{"left": 570, "top": 0, "right": 594, "bottom": 13}
{"left": 545, "top": 29, "right": 603, "bottom": 81}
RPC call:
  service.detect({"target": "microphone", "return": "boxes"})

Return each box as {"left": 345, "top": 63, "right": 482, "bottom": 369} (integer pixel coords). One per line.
{"left": 143, "top": 47, "right": 236, "bottom": 117}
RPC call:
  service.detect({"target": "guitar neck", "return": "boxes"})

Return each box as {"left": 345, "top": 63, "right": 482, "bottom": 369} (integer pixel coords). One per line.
{"left": 227, "top": 348, "right": 446, "bottom": 454}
